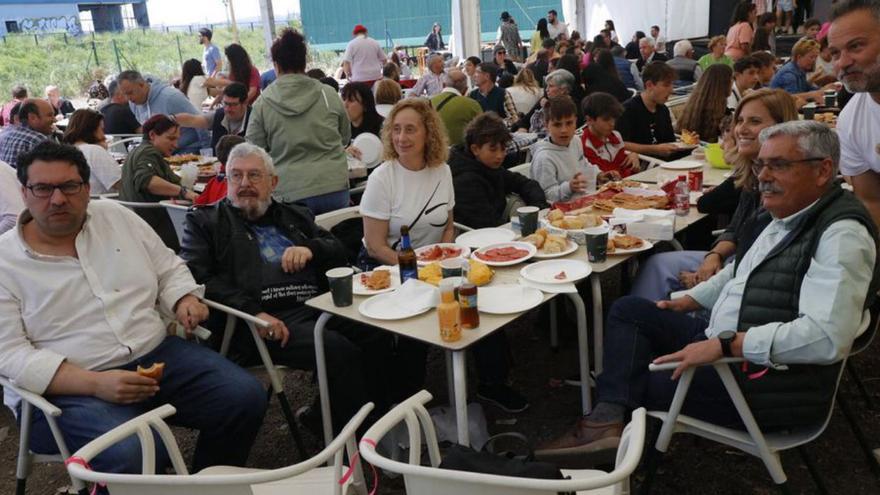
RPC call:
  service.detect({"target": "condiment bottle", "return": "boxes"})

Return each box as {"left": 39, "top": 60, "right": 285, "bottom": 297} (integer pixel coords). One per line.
{"left": 459, "top": 282, "right": 479, "bottom": 329}
{"left": 438, "top": 278, "right": 461, "bottom": 342}
{"left": 398, "top": 225, "right": 418, "bottom": 284}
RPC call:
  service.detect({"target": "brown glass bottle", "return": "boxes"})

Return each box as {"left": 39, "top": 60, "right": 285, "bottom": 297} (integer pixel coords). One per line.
{"left": 458, "top": 282, "right": 479, "bottom": 329}
{"left": 398, "top": 225, "right": 419, "bottom": 284}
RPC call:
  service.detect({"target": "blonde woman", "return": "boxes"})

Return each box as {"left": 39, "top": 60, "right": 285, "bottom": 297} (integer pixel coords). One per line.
{"left": 374, "top": 78, "right": 403, "bottom": 117}
{"left": 697, "top": 35, "right": 733, "bottom": 71}
{"left": 359, "top": 98, "right": 453, "bottom": 269}
{"left": 770, "top": 38, "right": 832, "bottom": 102}
{"left": 506, "top": 68, "right": 542, "bottom": 115}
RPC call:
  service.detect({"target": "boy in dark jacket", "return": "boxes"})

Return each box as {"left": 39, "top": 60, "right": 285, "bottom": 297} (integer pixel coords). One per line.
{"left": 450, "top": 112, "right": 548, "bottom": 229}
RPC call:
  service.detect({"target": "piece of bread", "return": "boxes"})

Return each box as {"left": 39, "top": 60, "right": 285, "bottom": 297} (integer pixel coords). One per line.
{"left": 364, "top": 270, "right": 391, "bottom": 290}
{"left": 522, "top": 228, "right": 548, "bottom": 248}
{"left": 543, "top": 234, "right": 568, "bottom": 253}
{"left": 547, "top": 209, "right": 565, "bottom": 222}
{"left": 612, "top": 234, "right": 644, "bottom": 249}
{"left": 137, "top": 362, "right": 165, "bottom": 381}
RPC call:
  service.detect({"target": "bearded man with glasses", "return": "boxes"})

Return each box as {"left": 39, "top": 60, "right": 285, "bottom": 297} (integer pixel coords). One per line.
{"left": 180, "top": 142, "right": 393, "bottom": 436}
{"left": 0, "top": 141, "right": 268, "bottom": 480}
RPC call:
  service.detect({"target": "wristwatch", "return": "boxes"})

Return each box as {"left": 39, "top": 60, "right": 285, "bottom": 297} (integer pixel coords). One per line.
{"left": 177, "top": 185, "right": 189, "bottom": 200}
{"left": 718, "top": 330, "right": 736, "bottom": 357}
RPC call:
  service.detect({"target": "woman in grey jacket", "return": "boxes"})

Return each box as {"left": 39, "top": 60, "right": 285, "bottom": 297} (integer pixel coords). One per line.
{"left": 246, "top": 28, "right": 351, "bottom": 215}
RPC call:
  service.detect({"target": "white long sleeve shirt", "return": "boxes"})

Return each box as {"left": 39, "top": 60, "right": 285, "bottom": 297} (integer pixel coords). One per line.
{"left": 686, "top": 200, "right": 876, "bottom": 367}
{"left": 0, "top": 200, "right": 203, "bottom": 411}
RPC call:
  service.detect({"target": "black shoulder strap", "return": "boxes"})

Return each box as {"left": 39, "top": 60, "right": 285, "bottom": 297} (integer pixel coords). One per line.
{"left": 434, "top": 93, "right": 457, "bottom": 112}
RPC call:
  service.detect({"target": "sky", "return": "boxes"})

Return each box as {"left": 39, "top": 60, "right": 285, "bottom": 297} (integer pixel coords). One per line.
{"left": 146, "top": 0, "right": 299, "bottom": 27}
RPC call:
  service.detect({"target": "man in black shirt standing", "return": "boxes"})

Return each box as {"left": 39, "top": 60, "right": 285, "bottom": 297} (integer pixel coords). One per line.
{"left": 616, "top": 62, "right": 679, "bottom": 159}
{"left": 99, "top": 79, "right": 141, "bottom": 135}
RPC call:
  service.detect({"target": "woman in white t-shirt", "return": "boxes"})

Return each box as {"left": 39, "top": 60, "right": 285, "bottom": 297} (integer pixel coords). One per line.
{"left": 61, "top": 109, "right": 121, "bottom": 195}
{"left": 359, "top": 98, "right": 454, "bottom": 269}
{"left": 506, "top": 68, "right": 542, "bottom": 116}
{"left": 181, "top": 59, "right": 210, "bottom": 109}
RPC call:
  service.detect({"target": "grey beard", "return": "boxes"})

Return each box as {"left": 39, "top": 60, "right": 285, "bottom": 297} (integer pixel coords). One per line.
{"left": 234, "top": 198, "right": 271, "bottom": 221}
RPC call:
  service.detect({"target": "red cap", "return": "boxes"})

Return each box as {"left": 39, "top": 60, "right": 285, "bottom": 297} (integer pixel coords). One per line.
{"left": 353, "top": 24, "right": 367, "bottom": 35}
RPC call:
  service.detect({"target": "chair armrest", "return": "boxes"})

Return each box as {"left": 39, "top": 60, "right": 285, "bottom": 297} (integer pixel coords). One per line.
{"left": 0, "top": 376, "right": 61, "bottom": 417}
{"left": 201, "top": 298, "right": 270, "bottom": 328}
{"left": 648, "top": 357, "right": 745, "bottom": 372}
{"left": 453, "top": 222, "right": 473, "bottom": 233}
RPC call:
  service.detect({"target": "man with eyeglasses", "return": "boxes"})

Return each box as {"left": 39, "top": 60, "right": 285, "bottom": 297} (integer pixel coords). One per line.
{"left": 180, "top": 142, "right": 392, "bottom": 435}
{"left": 173, "top": 82, "right": 252, "bottom": 155}
{"left": 538, "top": 120, "right": 879, "bottom": 463}
{"left": 0, "top": 141, "right": 268, "bottom": 479}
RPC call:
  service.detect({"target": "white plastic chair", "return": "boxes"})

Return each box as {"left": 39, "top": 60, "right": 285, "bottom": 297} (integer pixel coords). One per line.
{"left": 108, "top": 136, "right": 142, "bottom": 154}
{"left": 0, "top": 376, "right": 88, "bottom": 495}
{"left": 159, "top": 200, "right": 189, "bottom": 244}
{"left": 201, "top": 298, "right": 308, "bottom": 457}
{"left": 508, "top": 162, "right": 531, "bottom": 179}
{"left": 314, "top": 206, "right": 360, "bottom": 231}
{"left": 640, "top": 155, "right": 667, "bottom": 170}
{"left": 66, "top": 402, "right": 373, "bottom": 495}
{"left": 359, "top": 390, "right": 646, "bottom": 495}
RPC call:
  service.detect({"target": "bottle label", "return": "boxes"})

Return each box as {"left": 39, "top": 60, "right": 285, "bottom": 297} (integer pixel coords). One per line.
{"left": 400, "top": 268, "right": 418, "bottom": 282}
{"left": 441, "top": 322, "right": 461, "bottom": 342}
{"left": 460, "top": 293, "right": 477, "bottom": 309}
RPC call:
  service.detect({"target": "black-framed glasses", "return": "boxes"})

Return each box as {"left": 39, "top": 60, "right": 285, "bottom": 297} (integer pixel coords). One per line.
{"left": 26, "top": 181, "right": 85, "bottom": 198}
{"left": 222, "top": 99, "right": 243, "bottom": 108}
{"left": 228, "top": 171, "right": 267, "bottom": 184}
{"left": 751, "top": 157, "right": 826, "bottom": 176}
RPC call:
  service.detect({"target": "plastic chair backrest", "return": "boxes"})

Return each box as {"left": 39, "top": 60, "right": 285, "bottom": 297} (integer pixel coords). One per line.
{"left": 159, "top": 201, "right": 189, "bottom": 244}
{"left": 509, "top": 163, "right": 531, "bottom": 179}
{"left": 315, "top": 206, "right": 360, "bottom": 231}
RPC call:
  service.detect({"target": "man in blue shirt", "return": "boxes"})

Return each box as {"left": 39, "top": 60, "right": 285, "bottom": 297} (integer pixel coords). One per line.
{"left": 770, "top": 38, "right": 829, "bottom": 102}
{"left": 199, "top": 28, "right": 223, "bottom": 77}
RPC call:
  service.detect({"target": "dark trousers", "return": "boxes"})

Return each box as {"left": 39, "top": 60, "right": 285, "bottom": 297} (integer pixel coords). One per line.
{"left": 597, "top": 296, "right": 742, "bottom": 427}
{"left": 226, "top": 306, "right": 394, "bottom": 430}
{"left": 28, "top": 336, "right": 267, "bottom": 474}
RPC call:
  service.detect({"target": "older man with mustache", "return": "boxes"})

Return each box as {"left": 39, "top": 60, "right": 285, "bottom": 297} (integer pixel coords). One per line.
{"left": 537, "top": 121, "right": 879, "bottom": 465}
{"left": 831, "top": 0, "right": 880, "bottom": 227}
{"left": 180, "top": 142, "right": 392, "bottom": 434}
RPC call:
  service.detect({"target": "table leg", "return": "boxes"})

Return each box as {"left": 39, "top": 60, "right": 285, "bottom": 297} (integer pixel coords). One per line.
{"left": 314, "top": 312, "right": 334, "bottom": 449}
{"left": 590, "top": 274, "right": 604, "bottom": 374}
{"left": 565, "top": 292, "right": 592, "bottom": 416}
{"left": 445, "top": 350, "right": 455, "bottom": 408}
{"left": 549, "top": 299, "right": 559, "bottom": 351}
{"left": 452, "top": 350, "right": 470, "bottom": 446}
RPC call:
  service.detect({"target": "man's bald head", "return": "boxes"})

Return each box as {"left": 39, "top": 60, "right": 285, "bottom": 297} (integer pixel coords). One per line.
{"left": 444, "top": 68, "right": 469, "bottom": 95}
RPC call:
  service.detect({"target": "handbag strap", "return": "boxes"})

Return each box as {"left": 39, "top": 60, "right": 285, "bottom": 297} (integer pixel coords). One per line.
{"left": 482, "top": 431, "right": 535, "bottom": 460}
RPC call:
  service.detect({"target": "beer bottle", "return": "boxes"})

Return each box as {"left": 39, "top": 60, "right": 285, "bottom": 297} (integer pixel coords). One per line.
{"left": 398, "top": 225, "right": 418, "bottom": 284}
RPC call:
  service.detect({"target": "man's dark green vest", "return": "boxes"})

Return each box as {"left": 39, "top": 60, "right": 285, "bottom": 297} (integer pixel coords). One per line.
{"left": 732, "top": 184, "right": 880, "bottom": 429}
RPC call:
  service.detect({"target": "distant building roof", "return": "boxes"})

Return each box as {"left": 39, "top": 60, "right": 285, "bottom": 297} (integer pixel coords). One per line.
{"left": 0, "top": 0, "right": 142, "bottom": 4}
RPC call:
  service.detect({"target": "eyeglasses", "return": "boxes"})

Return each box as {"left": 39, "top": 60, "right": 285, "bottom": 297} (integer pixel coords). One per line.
{"left": 751, "top": 157, "right": 825, "bottom": 176}
{"left": 222, "top": 100, "right": 243, "bottom": 108}
{"left": 228, "top": 171, "right": 267, "bottom": 184}
{"left": 26, "top": 181, "right": 85, "bottom": 198}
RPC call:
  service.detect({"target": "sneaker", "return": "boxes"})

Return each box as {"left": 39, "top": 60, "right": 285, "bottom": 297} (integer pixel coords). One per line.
{"left": 534, "top": 418, "right": 623, "bottom": 462}
{"left": 295, "top": 405, "right": 324, "bottom": 438}
{"left": 476, "top": 383, "right": 530, "bottom": 413}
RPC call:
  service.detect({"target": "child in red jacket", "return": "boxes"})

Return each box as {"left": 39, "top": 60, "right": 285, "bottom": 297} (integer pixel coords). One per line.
{"left": 580, "top": 92, "right": 641, "bottom": 178}
{"left": 194, "top": 134, "right": 246, "bottom": 205}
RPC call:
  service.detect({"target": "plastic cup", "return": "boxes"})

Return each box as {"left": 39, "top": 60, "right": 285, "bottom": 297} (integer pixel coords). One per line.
{"left": 824, "top": 90, "right": 836, "bottom": 108}
{"left": 440, "top": 258, "right": 463, "bottom": 278}
{"left": 199, "top": 147, "right": 213, "bottom": 158}
{"left": 803, "top": 104, "right": 816, "bottom": 120}
{"left": 326, "top": 267, "right": 354, "bottom": 307}
{"left": 585, "top": 226, "right": 609, "bottom": 263}
{"left": 517, "top": 206, "right": 540, "bottom": 236}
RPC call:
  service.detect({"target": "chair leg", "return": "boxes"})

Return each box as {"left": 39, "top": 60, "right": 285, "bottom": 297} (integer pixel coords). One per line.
{"left": 639, "top": 447, "right": 664, "bottom": 495}
{"left": 15, "top": 478, "right": 25, "bottom": 495}
{"left": 846, "top": 360, "right": 875, "bottom": 410}
{"left": 837, "top": 393, "right": 880, "bottom": 478}
{"left": 274, "top": 391, "right": 308, "bottom": 458}
{"left": 797, "top": 446, "right": 829, "bottom": 495}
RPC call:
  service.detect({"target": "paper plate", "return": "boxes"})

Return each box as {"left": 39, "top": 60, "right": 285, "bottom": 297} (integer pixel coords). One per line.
{"left": 532, "top": 239, "right": 579, "bottom": 259}
{"left": 455, "top": 228, "right": 517, "bottom": 249}
{"left": 608, "top": 238, "right": 655, "bottom": 256}
{"left": 414, "top": 243, "right": 471, "bottom": 266}
{"left": 358, "top": 292, "right": 432, "bottom": 320}
{"left": 520, "top": 259, "right": 593, "bottom": 285}
{"left": 478, "top": 286, "right": 545, "bottom": 314}
{"left": 353, "top": 269, "right": 401, "bottom": 295}
{"left": 352, "top": 133, "right": 383, "bottom": 168}
{"left": 472, "top": 242, "right": 537, "bottom": 267}
{"left": 659, "top": 159, "right": 704, "bottom": 170}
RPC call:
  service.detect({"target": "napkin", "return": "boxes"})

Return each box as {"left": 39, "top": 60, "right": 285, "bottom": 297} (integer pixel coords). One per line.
{"left": 387, "top": 279, "right": 439, "bottom": 312}
{"left": 518, "top": 277, "right": 577, "bottom": 294}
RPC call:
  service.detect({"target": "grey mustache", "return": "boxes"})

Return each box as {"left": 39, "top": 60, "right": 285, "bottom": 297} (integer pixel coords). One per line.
{"left": 759, "top": 182, "right": 783, "bottom": 194}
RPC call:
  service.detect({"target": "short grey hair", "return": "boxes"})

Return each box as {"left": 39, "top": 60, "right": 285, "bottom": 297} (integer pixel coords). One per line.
{"left": 443, "top": 68, "right": 465, "bottom": 87}
{"left": 545, "top": 69, "right": 574, "bottom": 91}
{"left": 226, "top": 142, "right": 276, "bottom": 175}
{"left": 639, "top": 37, "right": 655, "bottom": 48}
{"left": 117, "top": 70, "right": 145, "bottom": 84}
{"left": 673, "top": 39, "right": 693, "bottom": 57}
{"left": 758, "top": 121, "right": 840, "bottom": 177}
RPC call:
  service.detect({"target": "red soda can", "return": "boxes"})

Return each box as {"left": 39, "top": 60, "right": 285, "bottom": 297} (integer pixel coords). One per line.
{"left": 688, "top": 169, "right": 703, "bottom": 191}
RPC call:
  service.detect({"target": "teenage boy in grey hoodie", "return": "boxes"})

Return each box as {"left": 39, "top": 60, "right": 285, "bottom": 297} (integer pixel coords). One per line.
{"left": 530, "top": 96, "right": 602, "bottom": 203}
{"left": 246, "top": 29, "right": 351, "bottom": 214}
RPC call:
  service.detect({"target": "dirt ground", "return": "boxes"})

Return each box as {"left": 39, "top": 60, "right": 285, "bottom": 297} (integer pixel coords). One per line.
{"left": 3, "top": 261, "right": 880, "bottom": 494}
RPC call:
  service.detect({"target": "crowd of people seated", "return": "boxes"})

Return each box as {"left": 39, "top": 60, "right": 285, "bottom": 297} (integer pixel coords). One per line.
{"left": 3, "top": 0, "right": 880, "bottom": 491}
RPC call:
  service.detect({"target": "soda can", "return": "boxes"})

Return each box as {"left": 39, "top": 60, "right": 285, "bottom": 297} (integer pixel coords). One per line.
{"left": 688, "top": 169, "right": 703, "bottom": 191}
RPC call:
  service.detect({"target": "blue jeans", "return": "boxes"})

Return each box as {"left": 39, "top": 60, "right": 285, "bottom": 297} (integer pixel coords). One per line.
{"left": 630, "top": 250, "right": 706, "bottom": 301}
{"left": 597, "top": 296, "right": 742, "bottom": 428}
{"left": 28, "top": 336, "right": 268, "bottom": 474}
{"left": 298, "top": 189, "right": 351, "bottom": 216}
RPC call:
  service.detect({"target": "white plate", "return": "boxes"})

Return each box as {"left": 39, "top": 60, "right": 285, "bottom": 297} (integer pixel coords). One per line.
{"left": 353, "top": 268, "right": 400, "bottom": 295}
{"left": 533, "top": 239, "right": 579, "bottom": 259}
{"left": 472, "top": 242, "right": 537, "bottom": 267}
{"left": 358, "top": 292, "right": 432, "bottom": 320}
{"left": 478, "top": 286, "right": 545, "bottom": 314}
{"left": 659, "top": 159, "right": 704, "bottom": 170}
{"left": 608, "top": 237, "right": 655, "bottom": 255}
{"left": 520, "top": 259, "right": 593, "bottom": 285}
{"left": 352, "top": 133, "right": 383, "bottom": 167}
{"left": 455, "top": 228, "right": 517, "bottom": 249}
{"left": 414, "top": 243, "right": 471, "bottom": 266}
